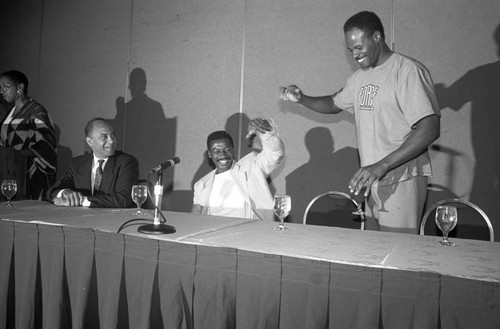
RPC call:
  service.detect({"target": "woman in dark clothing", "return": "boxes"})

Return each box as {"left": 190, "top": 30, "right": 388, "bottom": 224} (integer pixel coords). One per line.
{"left": 0, "top": 70, "right": 57, "bottom": 200}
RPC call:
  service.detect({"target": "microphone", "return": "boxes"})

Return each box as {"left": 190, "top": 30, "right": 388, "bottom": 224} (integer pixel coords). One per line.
{"left": 150, "top": 157, "right": 180, "bottom": 173}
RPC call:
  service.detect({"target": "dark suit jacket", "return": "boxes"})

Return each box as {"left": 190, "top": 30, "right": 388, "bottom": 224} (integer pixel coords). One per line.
{"left": 48, "top": 151, "right": 139, "bottom": 208}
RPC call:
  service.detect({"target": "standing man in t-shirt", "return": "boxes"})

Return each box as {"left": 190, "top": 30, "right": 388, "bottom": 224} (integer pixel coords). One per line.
{"left": 281, "top": 11, "right": 440, "bottom": 233}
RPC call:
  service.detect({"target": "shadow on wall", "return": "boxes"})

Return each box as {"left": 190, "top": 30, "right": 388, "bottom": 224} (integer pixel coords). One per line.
{"left": 111, "top": 67, "right": 181, "bottom": 210}
{"left": 286, "top": 127, "right": 360, "bottom": 224}
{"left": 433, "top": 23, "right": 500, "bottom": 241}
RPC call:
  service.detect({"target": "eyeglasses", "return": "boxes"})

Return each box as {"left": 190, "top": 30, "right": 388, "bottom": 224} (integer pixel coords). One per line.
{"left": 0, "top": 84, "right": 15, "bottom": 92}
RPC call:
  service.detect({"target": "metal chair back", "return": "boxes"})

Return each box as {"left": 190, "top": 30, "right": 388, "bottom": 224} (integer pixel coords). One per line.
{"left": 420, "top": 198, "right": 494, "bottom": 241}
{"left": 303, "top": 191, "right": 365, "bottom": 230}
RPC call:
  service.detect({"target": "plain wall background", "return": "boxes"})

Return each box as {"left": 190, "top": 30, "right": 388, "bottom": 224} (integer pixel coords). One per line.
{"left": 1, "top": 0, "right": 499, "bottom": 240}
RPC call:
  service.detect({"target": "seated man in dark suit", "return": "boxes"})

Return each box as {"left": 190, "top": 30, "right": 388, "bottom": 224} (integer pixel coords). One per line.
{"left": 48, "top": 118, "right": 139, "bottom": 208}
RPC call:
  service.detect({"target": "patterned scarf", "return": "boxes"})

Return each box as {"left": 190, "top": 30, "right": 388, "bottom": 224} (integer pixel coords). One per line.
{"left": 0, "top": 98, "right": 57, "bottom": 179}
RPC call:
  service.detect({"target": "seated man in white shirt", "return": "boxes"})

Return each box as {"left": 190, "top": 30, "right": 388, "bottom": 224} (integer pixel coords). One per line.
{"left": 47, "top": 118, "right": 139, "bottom": 208}
{"left": 192, "top": 117, "right": 285, "bottom": 220}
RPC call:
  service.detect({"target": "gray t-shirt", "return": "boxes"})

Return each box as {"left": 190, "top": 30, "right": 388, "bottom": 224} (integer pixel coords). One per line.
{"left": 333, "top": 52, "right": 440, "bottom": 186}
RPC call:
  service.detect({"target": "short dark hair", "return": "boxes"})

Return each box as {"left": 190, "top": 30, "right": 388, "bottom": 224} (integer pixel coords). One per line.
{"left": 207, "top": 130, "right": 233, "bottom": 149}
{"left": 343, "top": 11, "right": 385, "bottom": 40}
{"left": 84, "top": 117, "right": 109, "bottom": 137}
{"left": 0, "top": 70, "right": 29, "bottom": 95}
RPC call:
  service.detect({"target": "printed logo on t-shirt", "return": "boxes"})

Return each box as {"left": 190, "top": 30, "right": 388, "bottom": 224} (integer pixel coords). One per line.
{"left": 358, "top": 84, "right": 379, "bottom": 111}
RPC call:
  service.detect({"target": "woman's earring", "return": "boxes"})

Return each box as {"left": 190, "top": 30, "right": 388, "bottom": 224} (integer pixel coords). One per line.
{"left": 16, "top": 90, "right": 26, "bottom": 101}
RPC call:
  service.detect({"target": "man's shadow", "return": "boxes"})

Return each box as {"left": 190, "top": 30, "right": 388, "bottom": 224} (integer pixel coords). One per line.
{"left": 433, "top": 23, "right": 500, "bottom": 240}
{"left": 286, "top": 127, "right": 360, "bottom": 224}
{"left": 111, "top": 67, "right": 177, "bottom": 210}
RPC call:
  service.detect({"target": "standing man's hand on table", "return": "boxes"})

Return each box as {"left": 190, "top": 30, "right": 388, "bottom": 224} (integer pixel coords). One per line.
{"left": 349, "top": 163, "right": 387, "bottom": 197}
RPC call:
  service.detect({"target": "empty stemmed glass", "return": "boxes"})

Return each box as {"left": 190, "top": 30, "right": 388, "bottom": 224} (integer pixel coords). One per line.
{"left": 273, "top": 194, "right": 291, "bottom": 231}
{"left": 1, "top": 179, "right": 17, "bottom": 207}
{"left": 435, "top": 205, "right": 458, "bottom": 246}
{"left": 131, "top": 184, "right": 148, "bottom": 216}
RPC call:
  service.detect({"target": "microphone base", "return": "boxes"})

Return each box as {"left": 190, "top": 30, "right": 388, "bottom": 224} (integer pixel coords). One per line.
{"left": 137, "top": 223, "right": 176, "bottom": 235}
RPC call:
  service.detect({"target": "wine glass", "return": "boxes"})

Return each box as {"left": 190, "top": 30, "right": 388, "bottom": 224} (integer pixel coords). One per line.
{"left": 131, "top": 184, "right": 148, "bottom": 216}
{"left": 1, "top": 179, "right": 17, "bottom": 207}
{"left": 273, "top": 194, "right": 291, "bottom": 231}
{"left": 435, "top": 205, "right": 458, "bottom": 246}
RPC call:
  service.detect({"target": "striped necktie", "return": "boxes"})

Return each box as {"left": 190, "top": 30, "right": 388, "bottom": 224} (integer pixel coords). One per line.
{"left": 94, "top": 159, "right": 104, "bottom": 195}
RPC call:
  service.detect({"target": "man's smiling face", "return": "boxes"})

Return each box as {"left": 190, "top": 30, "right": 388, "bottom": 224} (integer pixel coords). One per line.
{"left": 86, "top": 120, "right": 117, "bottom": 159}
{"left": 345, "top": 28, "right": 382, "bottom": 70}
{"left": 208, "top": 137, "right": 235, "bottom": 174}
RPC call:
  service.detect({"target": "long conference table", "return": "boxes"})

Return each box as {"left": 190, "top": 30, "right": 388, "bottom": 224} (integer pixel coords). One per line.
{"left": 0, "top": 201, "right": 499, "bottom": 329}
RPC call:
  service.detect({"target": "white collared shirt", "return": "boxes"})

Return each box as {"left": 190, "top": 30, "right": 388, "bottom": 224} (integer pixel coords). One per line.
{"left": 207, "top": 170, "right": 247, "bottom": 218}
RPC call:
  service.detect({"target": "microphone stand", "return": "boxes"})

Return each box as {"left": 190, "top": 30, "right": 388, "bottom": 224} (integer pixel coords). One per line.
{"left": 137, "top": 171, "right": 176, "bottom": 234}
